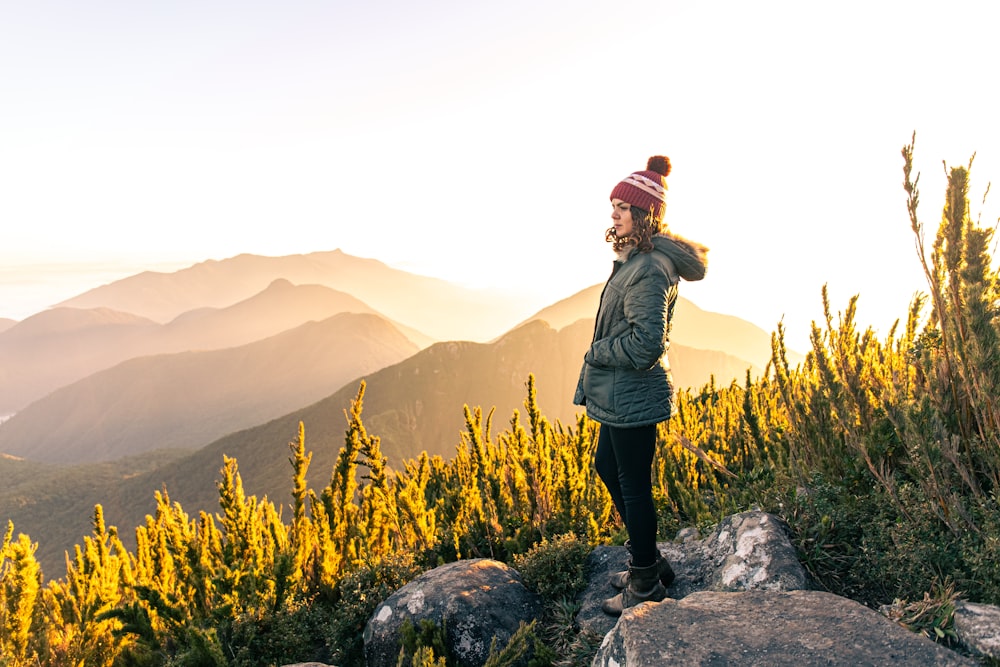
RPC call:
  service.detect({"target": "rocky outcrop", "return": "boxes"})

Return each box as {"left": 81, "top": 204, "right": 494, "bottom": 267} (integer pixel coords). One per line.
{"left": 578, "top": 509, "right": 810, "bottom": 638}
{"left": 286, "top": 510, "right": 1000, "bottom": 666}
{"left": 586, "top": 510, "right": 988, "bottom": 665}
{"left": 362, "top": 558, "right": 543, "bottom": 667}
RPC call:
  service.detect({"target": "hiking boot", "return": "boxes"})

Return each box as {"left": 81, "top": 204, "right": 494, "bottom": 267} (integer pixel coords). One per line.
{"left": 601, "top": 560, "right": 668, "bottom": 617}
{"left": 609, "top": 541, "right": 675, "bottom": 590}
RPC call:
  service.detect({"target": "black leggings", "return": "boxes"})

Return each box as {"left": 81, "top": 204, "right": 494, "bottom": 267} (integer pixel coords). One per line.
{"left": 594, "top": 423, "right": 658, "bottom": 567}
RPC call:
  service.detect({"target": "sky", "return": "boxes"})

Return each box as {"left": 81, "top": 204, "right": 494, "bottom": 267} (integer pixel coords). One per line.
{"left": 2, "top": 0, "right": 998, "bottom": 353}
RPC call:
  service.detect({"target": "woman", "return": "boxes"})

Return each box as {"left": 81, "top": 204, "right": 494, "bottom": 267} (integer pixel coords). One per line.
{"left": 573, "top": 155, "right": 708, "bottom": 616}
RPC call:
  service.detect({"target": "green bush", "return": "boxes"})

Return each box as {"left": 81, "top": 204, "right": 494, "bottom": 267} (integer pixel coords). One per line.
{"left": 325, "top": 553, "right": 424, "bottom": 666}
{"left": 512, "top": 533, "right": 590, "bottom": 602}
{"left": 224, "top": 596, "right": 337, "bottom": 667}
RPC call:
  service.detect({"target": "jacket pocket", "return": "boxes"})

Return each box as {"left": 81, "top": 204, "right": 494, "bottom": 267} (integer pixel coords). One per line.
{"left": 582, "top": 364, "right": 615, "bottom": 415}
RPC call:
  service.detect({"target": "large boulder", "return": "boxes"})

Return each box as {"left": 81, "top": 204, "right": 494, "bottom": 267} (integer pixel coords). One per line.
{"left": 363, "top": 558, "right": 543, "bottom": 667}
{"left": 593, "top": 590, "right": 976, "bottom": 666}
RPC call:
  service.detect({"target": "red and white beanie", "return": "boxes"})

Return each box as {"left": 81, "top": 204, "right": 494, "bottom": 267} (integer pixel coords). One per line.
{"left": 609, "top": 156, "right": 671, "bottom": 218}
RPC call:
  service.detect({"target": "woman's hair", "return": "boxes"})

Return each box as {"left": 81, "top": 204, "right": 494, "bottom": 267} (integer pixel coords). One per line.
{"left": 605, "top": 205, "right": 666, "bottom": 254}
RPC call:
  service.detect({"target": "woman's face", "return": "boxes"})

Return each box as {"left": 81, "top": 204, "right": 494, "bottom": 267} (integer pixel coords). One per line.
{"left": 611, "top": 199, "right": 634, "bottom": 238}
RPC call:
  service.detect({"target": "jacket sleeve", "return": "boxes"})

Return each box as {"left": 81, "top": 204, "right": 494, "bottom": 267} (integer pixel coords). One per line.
{"left": 585, "top": 262, "right": 670, "bottom": 371}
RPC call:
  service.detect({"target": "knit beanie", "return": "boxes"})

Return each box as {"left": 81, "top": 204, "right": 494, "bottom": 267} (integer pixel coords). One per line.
{"left": 609, "top": 155, "right": 671, "bottom": 218}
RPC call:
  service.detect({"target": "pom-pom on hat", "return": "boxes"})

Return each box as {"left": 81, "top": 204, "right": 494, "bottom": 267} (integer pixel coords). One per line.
{"left": 610, "top": 155, "right": 671, "bottom": 218}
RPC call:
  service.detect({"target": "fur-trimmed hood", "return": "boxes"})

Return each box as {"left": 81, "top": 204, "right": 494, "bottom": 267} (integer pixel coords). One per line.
{"left": 616, "top": 232, "right": 709, "bottom": 282}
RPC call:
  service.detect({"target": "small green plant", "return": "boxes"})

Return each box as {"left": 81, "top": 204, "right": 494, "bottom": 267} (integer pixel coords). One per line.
{"left": 512, "top": 534, "right": 595, "bottom": 666}
{"left": 398, "top": 618, "right": 453, "bottom": 667}
{"left": 400, "top": 645, "right": 449, "bottom": 667}
{"left": 881, "top": 580, "right": 961, "bottom": 646}
{"left": 512, "top": 533, "right": 590, "bottom": 601}
{"left": 482, "top": 620, "right": 551, "bottom": 667}
{"left": 538, "top": 597, "right": 603, "bottom": 667}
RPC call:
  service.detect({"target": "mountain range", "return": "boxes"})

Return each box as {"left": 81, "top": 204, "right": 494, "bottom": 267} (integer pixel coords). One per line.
{"left": 0, "top": 310, "right": 419, "bottom": 463}
{"left": 0, "top": 277, "right": 430, "bottom": 415}
{"left": 0, "top": 248, "right": 787, "bottom": 575}
{"left": 56, "top": 249, "right": 530, "bottom": 342}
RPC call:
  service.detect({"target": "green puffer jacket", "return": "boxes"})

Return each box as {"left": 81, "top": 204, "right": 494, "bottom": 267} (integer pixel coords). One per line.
{"left": 574, "top": 232, "right": 708, "bottom": 427}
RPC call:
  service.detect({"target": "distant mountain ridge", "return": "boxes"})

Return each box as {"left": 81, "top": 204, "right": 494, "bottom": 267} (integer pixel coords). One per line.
{"left": 158, "top": 277, "right": 428, "bottom": 349}
{"left": 0, "top": 312, "right": 419, "bottom": 464}
{"left": 57, "top": 249, "right": 534, "bottom": 343}
{"left": 0, "top": 279, "right": 429, "bottom": 413}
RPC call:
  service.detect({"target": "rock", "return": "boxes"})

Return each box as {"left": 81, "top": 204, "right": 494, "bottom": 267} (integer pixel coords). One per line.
{"left": 698, "top": 509, "right": 811, "bottom": 593}
{"left": 578, "top": 509, "right": 810, "bottom": 638}
{"left": 363, "top": 558, "right": 543, "bottom": 667}
{"left": 953, "top": 600, "right": 1000, "bottom": 660}
{"left": 592, "top": 590, "right": 976, "bottom": 666}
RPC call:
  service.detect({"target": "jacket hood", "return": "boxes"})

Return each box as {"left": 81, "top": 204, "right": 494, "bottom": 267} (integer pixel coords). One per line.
{"left": 651, "top": 232, "right": 709, "bottom": 281}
